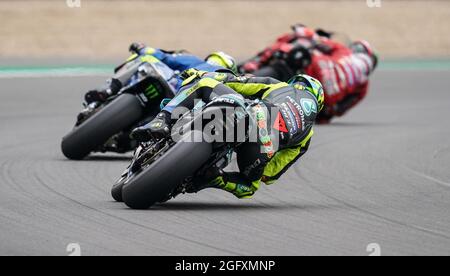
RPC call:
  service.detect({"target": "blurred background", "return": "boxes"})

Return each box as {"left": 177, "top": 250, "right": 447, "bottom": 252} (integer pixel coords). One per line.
{"left": 1, "top": 0, "right": 449, "bottom": 63}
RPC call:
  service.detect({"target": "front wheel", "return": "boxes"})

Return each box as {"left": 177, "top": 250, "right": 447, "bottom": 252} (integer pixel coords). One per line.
{"left": 122, "top": 131, "right": 212, "bottom": 209}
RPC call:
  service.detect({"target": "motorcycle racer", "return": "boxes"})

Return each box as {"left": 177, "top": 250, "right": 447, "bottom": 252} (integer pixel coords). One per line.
{"left": 85, "top": 43, "right": 237, "bottom": 105}
{"left": 240, "top": 24, "right": 378, "bottom": 123}
{"left": 131, "top": 69, "right": 324, "bottom": 199}
{"left": 72, "top": 43, "right": 237, "bottom": 154}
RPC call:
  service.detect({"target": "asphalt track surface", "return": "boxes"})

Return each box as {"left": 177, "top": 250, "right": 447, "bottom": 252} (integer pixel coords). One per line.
{"left": 1, "top": 69, "right": 450, "bottom": 256}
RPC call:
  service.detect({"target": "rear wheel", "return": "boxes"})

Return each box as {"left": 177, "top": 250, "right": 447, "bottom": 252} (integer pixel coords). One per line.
{"left": 122, "top": 131, "right": 212, "bottom": 209}
{"left": 111, "top": 178, "right": 126, "bottom": 202}
{"left": 61, "top": 94, "right": 144, "bottom": 160}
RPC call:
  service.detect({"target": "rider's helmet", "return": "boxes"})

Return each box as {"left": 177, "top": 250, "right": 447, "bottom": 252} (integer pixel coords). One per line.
{"left": 350, "top": 40, "right": 378, "bottom": 71}
{"left": 288, "top": 74, "right": 325, "bottom": 112}
{"left": 205, "top": 52, "right": 238, "bottom": 74}
{"left": 291, "top": 24, "right": 318, "bottom": 41}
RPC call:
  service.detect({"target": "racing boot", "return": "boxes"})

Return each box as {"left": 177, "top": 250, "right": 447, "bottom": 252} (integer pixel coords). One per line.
{"left": 84, "top": 89, "right": 109, "bottom": 104}
{"left": 192, "top": 173, "right": 258, "bottom": 199}
{"left": 131, "top": 111, "right": 172, "bottom": 142}
{"left": 84, "top": 78, "right": 122, "bottom": 104}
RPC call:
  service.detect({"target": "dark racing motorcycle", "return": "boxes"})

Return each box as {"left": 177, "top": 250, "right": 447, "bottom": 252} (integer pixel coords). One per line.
{"left": 238, "top": 28, "right": 351, "bottom": 82}
{"left": 240, "top": 44, "right": 312, "bottom": 82}
{"left": 111, "top": 95, "right": 257, "bottom": 209}
{"left": 61, "top": 58, "right": 178, "bottom": 160}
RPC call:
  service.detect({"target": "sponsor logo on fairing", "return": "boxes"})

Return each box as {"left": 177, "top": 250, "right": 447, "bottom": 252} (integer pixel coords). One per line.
{"left": 300, "top": 98, "right": 317, "bottom": 116}
{"left": 151, "top": 121, "right": 163, "bottom": 128}
{"left": 287, "top": 96, "right": 307, "bottom": 131}
{"left": 213, "top": 73, "right": 227, "bottom": 81}
{"left": 273, "top": 112, "right": 288, "bottom": 133}
{"left": 280, "top": 103, "right": 297, "bottom": 134}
